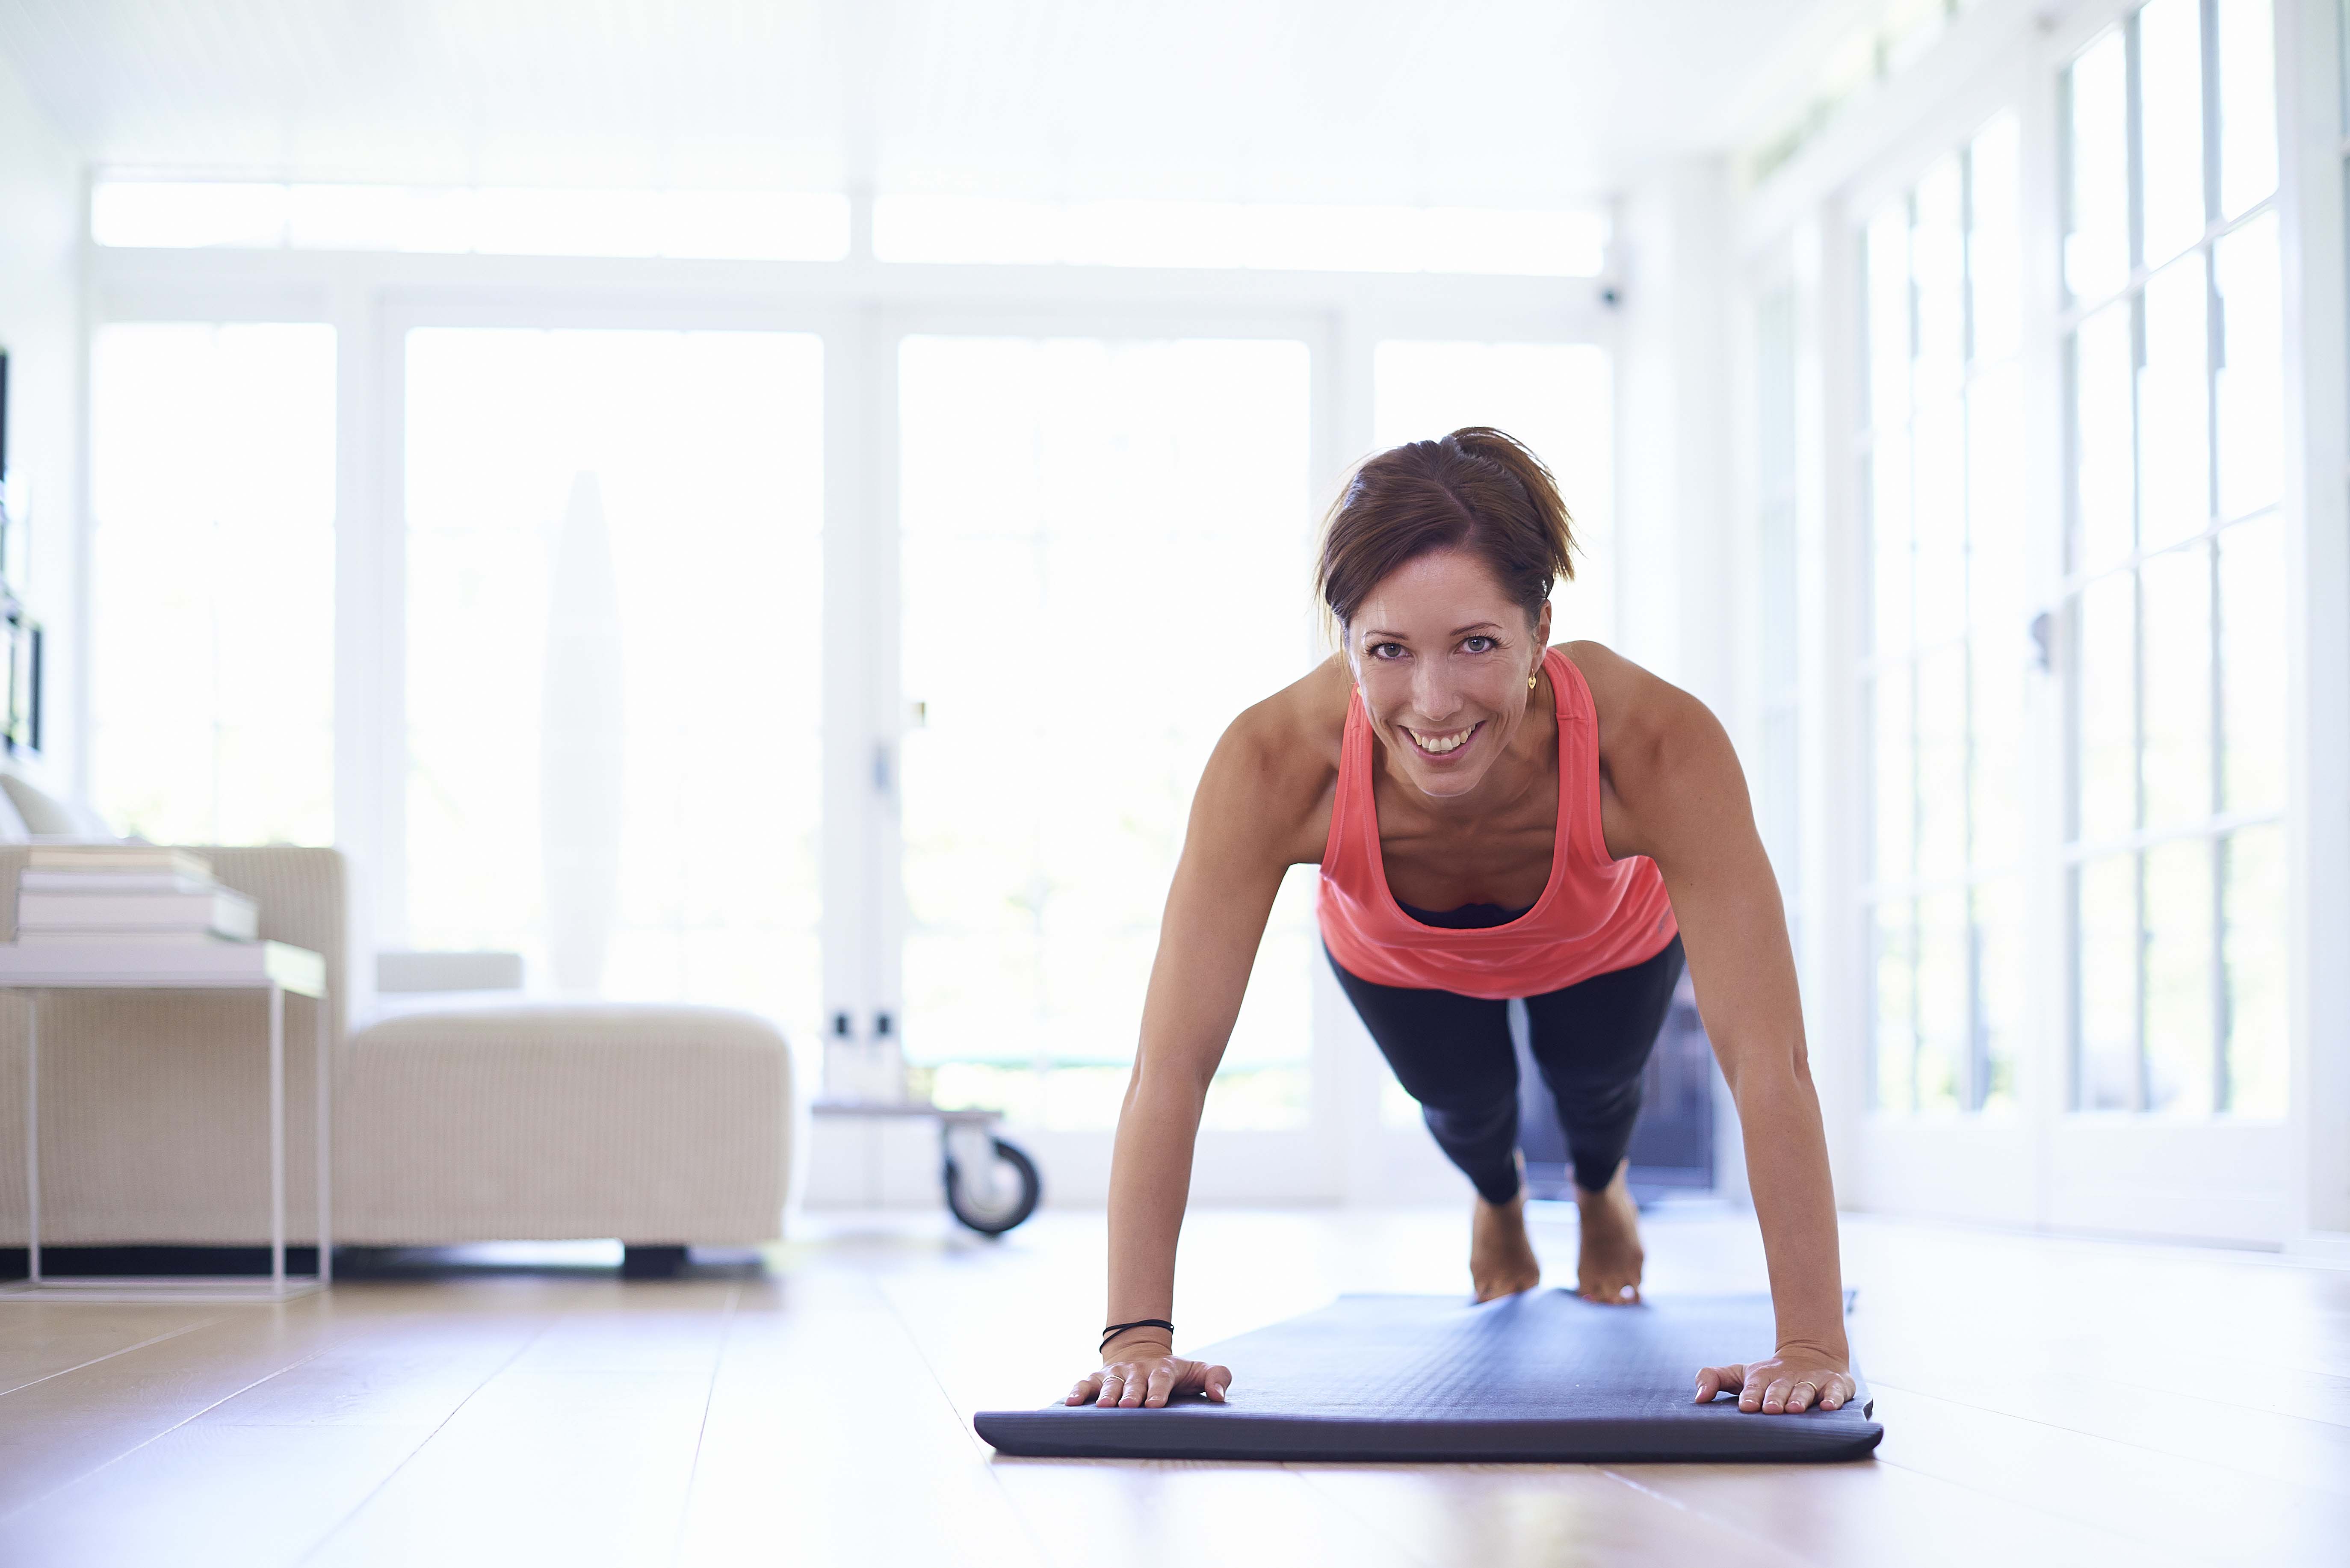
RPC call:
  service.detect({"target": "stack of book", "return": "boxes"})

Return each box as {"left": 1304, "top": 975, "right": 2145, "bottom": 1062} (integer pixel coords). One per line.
{"left": 12, "top": 845, "right": 258, "bottom": 947}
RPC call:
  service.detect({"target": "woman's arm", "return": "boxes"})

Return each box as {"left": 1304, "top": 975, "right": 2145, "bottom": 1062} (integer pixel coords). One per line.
{"left": 1067, "top": 703, "right": 1319, "bottom": 1409}
{"left": 1573, "top": 644, "right": 1856, "bottom": 1415}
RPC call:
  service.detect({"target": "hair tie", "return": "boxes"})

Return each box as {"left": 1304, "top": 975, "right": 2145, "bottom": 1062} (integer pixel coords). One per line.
{"left": 1100, "top": 1317, "right": 1175, "bottom": 1349}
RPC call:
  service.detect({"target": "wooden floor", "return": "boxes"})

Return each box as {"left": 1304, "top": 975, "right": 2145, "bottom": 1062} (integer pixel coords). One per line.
{"left": 0, "top": 1205, "right": 2343, "bottom": 1567}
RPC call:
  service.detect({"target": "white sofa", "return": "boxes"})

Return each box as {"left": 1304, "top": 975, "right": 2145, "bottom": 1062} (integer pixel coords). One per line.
{"left": 0, "top": 842, "right": 793, "bottom": 1258}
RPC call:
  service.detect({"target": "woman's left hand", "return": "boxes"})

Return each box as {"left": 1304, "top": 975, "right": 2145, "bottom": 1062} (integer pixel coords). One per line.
{"left": 1693, "top": 1346, "right": 1855, "bottom": 1414}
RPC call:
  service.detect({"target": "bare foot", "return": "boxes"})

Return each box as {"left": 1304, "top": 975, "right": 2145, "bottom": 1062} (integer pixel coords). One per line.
{"left": 1470, "top": 1187, "right": 1543, "bottom": 1302}
{"left": 1574, "top": 1162, "right": 1645, "bottom": 1304}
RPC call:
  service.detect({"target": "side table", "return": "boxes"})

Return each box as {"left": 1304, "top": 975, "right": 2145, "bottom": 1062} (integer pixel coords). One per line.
{"left": 0, "top": 940, "right": 331, "bottom": 1302}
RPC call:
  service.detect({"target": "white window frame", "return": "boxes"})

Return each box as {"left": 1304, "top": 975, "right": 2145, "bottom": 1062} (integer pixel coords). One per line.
{"left": 84, "top": 223, "right": 1619, "bottom": 1205}
{"left": 1740, "top": 0, "right": 2350, "bottom": 1245}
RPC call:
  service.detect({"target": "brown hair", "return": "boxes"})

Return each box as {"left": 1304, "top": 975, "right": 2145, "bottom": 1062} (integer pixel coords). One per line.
{"left": 1314, "top": 427, "right": 1576, "bottom": 646}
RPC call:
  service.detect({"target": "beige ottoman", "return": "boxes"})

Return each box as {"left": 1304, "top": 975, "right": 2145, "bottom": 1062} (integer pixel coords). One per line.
{"left": 337, "top": 1003, "right": 792, "bottom": 1260}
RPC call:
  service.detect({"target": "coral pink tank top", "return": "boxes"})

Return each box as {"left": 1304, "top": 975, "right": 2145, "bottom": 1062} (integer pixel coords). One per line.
{"left": 1317, "top": 647, "right": 1678, "bottom": 999}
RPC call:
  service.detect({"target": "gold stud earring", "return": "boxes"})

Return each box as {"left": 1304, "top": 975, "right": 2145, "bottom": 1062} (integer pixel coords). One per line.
{"left": 1528, "top": 673, "right": 1538, "bottom": 691}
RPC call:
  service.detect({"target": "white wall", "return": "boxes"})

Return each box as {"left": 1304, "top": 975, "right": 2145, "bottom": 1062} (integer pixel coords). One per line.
{"left": 0, "top": 51, "right": 83, "bottom": 799}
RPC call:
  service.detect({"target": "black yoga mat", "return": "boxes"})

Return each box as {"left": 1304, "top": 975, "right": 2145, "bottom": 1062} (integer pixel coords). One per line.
{"left": 976, "top": 1291, "right": 1881, "bottom": 1463}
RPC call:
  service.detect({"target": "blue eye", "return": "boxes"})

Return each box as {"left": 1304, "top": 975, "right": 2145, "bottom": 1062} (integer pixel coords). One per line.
{"left": 1369, "top": 642, "right": 1406, "bottom": 659}
{"left": 1463, "top": 636, "right": 1496, "bottom": 654}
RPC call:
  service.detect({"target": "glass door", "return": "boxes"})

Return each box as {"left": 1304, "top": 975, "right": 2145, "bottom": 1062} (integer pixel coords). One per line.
{"left": 90, "top": 323, "right": 338, "bottom": 844}
{"left": 894, "top": 332, "right": 1320, "bottom": 1134}
{"left": 399, "top": 327, "right": 827, "bottom": 1048}
{"left": 2045, "top": 0, "right": 2287, "bottom": 1237}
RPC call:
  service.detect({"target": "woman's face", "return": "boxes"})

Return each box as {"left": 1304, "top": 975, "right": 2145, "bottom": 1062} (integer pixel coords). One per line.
{"left": 1347, "top": 549, "right": 1551, "bottom": 801}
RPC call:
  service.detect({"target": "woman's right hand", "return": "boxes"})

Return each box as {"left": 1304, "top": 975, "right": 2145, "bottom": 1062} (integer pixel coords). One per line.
{"left": 1066, "top": 1341, "right": 1232, "bottom": 1409}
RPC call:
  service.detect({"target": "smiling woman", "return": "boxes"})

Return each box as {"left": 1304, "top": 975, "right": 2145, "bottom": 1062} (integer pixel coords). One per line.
{"left": 1075, "top": 426, "right": 1853, "bottom": 1423}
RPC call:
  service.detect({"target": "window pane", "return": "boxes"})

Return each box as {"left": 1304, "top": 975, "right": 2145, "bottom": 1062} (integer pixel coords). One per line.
{"left": 2143, "top": 837, "right": 2215, "bottom": 1113}
{"left": 1875, "top": 900, "right": 1918, "bottom": 1111}
{"left": 2217, "top": 0, "right": 2279, "bottom": 216}
{"left": 2066, "top": 29, "right": 2131, "bottom": 302}
{"left": 2222, "top": 824, "right": 2286, "bottom": 1113}
{"left": 2214, "top": 210, "right": 2283, "bottom": 520}
{"left": 1371, "top": 341, "right": 1616, "bottom": 645}
{"left": 1916, "top": 642, "right": 1969, "bottom": 882}
{"left": 1871, "top": 431, "right": 1914, "bottom": 654}
{"left": 1969, "top": 113, "right": 2023, "bottom": 363}
{"left": 2140, "top": 544, "right": 2214, "bottom": 830}
{"left": 1873, "top": 670, "right": 1916, "bottom": 886}
{"left": 1975, "top": 875, "right": 2023, "bottom": 1110}
{"left": 2140, "top": 254, "right": 2212, "bottom": 551}
{"left": 404, "top": 329, "right": 824, "bottom": 1049}
{"left": 2139, "top": 0, "right": 2208, "bottom": 267}
{"left": 1971, "top": 622, "right": 2029, "bottom": 870}
{"left": 1917, "top": 889, "right": 1969, "bottom": 1110}
{"left": 2075, "top": 572, "right": 2138, "bottom": 843}
{"left": 2077, "top": 852, "right": 2140, "bottom": 1110}
{"left": 1913, "top": 162, "right": 1965, "bottom": 396}
{"left": 901, "top": 337, "right": 1314, "bottom": 1130}
{"left": 1967, "top": 360, "right": 2025, "bottom": 640}
{"left": 2073, "top": 303, "right": 2137, "bottom": 573}
{"left": 1865, "top": 204, "right": 1913, "bottom": 432}
{"left": 92, "top": 323, "right": 336, "bottom": 846}
{"left": 2218, "top": 514, "right": 2287, "bottom": 813}
{"left": 1914, "top": 396, "right": 1968, "bottom": 647}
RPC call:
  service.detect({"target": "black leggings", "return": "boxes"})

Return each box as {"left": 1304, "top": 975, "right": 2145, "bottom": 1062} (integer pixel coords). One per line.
{"left": 1330, "top": 935, "right": 1686, "bottom": 1202}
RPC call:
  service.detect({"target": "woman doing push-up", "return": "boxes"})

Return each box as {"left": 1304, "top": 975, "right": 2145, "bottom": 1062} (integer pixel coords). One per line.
{"left": 1068, "top": 428, "right": 1853, "bottom": 1418}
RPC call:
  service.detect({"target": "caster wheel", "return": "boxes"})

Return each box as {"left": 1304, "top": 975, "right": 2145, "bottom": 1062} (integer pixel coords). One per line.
{"left": 943, "top": 1137, "right": 1041, "bottom": 1236}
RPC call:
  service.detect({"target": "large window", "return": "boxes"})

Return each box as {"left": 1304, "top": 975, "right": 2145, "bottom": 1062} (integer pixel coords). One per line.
{"left": 2062, "top": 0, "right": 2283, "bottom": 1116}
{"left": 90, "top": 323, "right": 337, "bottom": 845}
{"left": 402, "top": 328, "right": 826, "bottom": 1045}
{"left": 897, "top": 335, "right": 1318, "bottom": 1130}
{"left": 1860, "top": 112, "right": 2028, "bottom": 1114}
{"left": 80, "top": 178, "right": 1644, "bottom": 1198}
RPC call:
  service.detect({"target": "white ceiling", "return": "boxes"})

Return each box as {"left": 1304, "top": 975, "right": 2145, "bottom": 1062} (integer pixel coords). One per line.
{"left": 0, "top": 0, "right": 1853, "bottom": 205}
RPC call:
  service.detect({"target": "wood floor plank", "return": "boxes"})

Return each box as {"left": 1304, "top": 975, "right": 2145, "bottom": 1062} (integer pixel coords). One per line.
{"left": 303, "top": 1368, "right": 718, "bottom": 1568}
{"left": 0, "top": 1305, "right": 225, "bottom": 1395}
{"left": 986, "top": 1458, "right": 1428, "bottom": 1568}
{"left": 0, "top": 1299, "right": 398, "bottom": 1518}
{"left": 0, "top": 1423, "right": 428, "bottom": 1568}
{"left": 675, "top": 1287, "right": 1046, "bottom": 1568}
{"left": 0, "top": 1212, "right": 2339, "bottom": 1568}
{"left": 1600, "top": 1456, "right": 2215, "bottom": 1568}
{"left": 1867, "top": 1367, "right": 2350, "bottom": 1499}
{"left": 0, "top": 1299, "right": 355, "bottom": 1426}
{"left": 1292, "top": 1461, "right": 1812, "bottom": 1568}
{"left": 497, "top": 1279, "right": 742, "bottom": 1375}
{"left": 0, "top": 1417, "right": 161, "bottom": 1518}
{"left": 1868, "top": 1383, "right": 2348, "bottom": 1565}
{"left": 201, "top": 1306, "right": 560, "bottom": 1428}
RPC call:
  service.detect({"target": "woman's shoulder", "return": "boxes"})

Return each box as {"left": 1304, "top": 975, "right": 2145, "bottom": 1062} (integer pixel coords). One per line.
{"left": 1220, "top": 654, "right": 1350, "bottom": 780}
{"left": 1553, "top": 639, "right": 1720, "bottom": 768}
{"left": 1193, "top": 656, "right": 1350, "bottom": 862}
